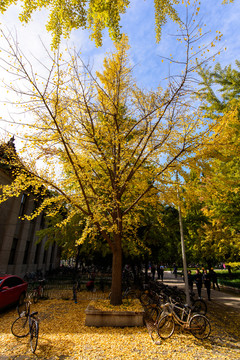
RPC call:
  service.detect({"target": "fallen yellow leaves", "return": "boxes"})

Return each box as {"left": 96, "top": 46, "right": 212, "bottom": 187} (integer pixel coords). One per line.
{"left": 0, "top": 298, "right": 239, "bottom": 359}
{"left": 89, "top": 299, "right": 143, "bottom": 312}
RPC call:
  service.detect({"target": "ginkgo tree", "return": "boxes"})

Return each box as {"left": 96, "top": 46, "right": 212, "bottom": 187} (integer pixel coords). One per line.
{"left": 0, "top": 15, "right": 218, "bottom": 304}
{"left": 0, "top": 0, "right": 234, "bottom": 48}
{"left": 0, "top": 0, "right": 181, "bottom": 48}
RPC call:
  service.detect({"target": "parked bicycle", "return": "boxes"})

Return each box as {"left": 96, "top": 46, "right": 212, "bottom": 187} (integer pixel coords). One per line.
{"left": 11, "top": 300, "right": 39, "bottom": 353}
{"left": 108, "top": 286, "right": 139, "bottom": 301}
{"left": 28, "top": 279, "right": 46, "bottom": 303}
{"left": 190, "top": 292, "right": 207, "bottom": 315}
{"left": 143, "top": 292, "right": 166, "bottom": 322}
{"left": 140, "top": 280, "right": 207, "bottom": 319}
{"left": 151, "top": 298, "right": 211, "bottom": 343}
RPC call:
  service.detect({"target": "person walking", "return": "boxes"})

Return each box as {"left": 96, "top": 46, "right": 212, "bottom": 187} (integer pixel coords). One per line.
{"left": 202, "top": 269, "right": 211, "bottom": 300}
{"left": 173, "top": 264, "right": 178, "bottom": 279}
{"left": 210, "top": 268, "right": 220, "bottom": 290}
{"left": 151, "top": 264, "right": 156, "bottom": 280}
{"left": 159, "top": 264, "right": 164, "bottom": 281}
{"left": 86, "top": 276, "right": 95, "bottom": 291}
{"left": 157, "top": 264, "right": 161, "bottom": 280}
{"left": 195, "top": 269, "right": 203, "bottom": 299}
{"left": 187, "top": 270, "right": 194, "bottom": 294}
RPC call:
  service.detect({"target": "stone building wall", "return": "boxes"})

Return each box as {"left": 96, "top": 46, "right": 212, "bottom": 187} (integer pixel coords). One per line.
{"left": 0, "top": 168, "right": 60, "bottom": 278}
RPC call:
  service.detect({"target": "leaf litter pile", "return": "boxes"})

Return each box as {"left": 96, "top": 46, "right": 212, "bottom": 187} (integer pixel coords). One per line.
{"left": 0, "top": 291, "right": 240, "bottom": 360}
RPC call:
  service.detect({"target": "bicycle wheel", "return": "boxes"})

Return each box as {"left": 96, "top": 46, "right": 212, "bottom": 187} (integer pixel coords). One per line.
{"left": 30, "top": 319, "right": 39, "bottom": 353}
{"left": 150, "top": 328, "right": 161, "bottom": 345}
{"left": 190, "top": 314, "right": 211, "bottom": 339}
{"left": 11, "top": 316, "right": 29, "bottom": 338}
{"left": 32, "top": 290, "right": 38, "bottom": 304}
{"left": 125, "top": 290, "right": 138, "bottom": 299}
{"left": 140, "top": 292, "right": 151, "bottom": 306}
{"left": 157, "top": 314, "right": 175, "bottom": 339}
{"left": 17, "top": 302, "right": 25, "bottom": 317}
{"left": 192, "top": 299, "right": 207, "bottom": 315}
{"left": 145, "top": 305, "right": 159, "bottom": 322}
{"left": 18, "top": 292, "right": 26, "bottom": 305}
{"left": 174, "top": 290, "right": 186, "bottom": 304}
{"left": 39, "top": 286, "right": 44, "bottom": 298}
{"left": 18, "top": 298, "right": 30, "bottom": 317}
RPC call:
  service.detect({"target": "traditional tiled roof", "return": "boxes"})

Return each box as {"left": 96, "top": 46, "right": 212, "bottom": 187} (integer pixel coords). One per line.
{"left": 0, "top": 136, "right": 16, "bottom": 157}
{"left": 0, "top": 136, "right": 19, "bottom": 175}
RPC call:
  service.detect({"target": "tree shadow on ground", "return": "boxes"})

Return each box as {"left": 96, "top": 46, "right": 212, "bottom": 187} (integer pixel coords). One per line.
{"left": 1, "top": 298, "right": 240, "bottom": 359}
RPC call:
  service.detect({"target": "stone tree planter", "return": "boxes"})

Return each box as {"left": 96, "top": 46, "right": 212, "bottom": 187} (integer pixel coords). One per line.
{"left": 85, "top": 299, "right": 144, "bottom": 327}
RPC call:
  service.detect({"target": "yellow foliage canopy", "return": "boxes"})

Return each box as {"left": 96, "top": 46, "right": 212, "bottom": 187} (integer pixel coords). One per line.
{"left": 0, "top": 15, "right": 221, "bottom": 303}
{"left": 0, "top": 0, "right": 194, "bottom": 47}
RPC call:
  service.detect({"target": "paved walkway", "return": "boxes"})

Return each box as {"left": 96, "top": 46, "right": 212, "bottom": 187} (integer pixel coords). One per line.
{"left": 158, "top": 271, "right": 240, "bottom": 310}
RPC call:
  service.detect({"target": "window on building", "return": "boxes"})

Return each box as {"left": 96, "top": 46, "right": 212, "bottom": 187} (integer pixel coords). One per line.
{"left": 8, "top": 237, "right": 18, "bottom": 265}
{"left": 34, "top": 242, "right": 41, "bottom": 264}
{"left": 40, "top": 213, "right": 45, "bottom": 229}
{"left": 23, "top": 240, "right": 30, "bottom": 264}
{"left": 19, "top": 193, "right": 27, "bottom": 217}
{"left": 43, "top": 249, "right": 47, "bottom": 264}
{"left": 50, "top": 243, "right": 55, "bottom": 265}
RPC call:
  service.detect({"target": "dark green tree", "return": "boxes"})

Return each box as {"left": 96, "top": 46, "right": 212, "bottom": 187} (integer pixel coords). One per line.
{"left": 180, "top": 62, "right": 240, "bottom": 265}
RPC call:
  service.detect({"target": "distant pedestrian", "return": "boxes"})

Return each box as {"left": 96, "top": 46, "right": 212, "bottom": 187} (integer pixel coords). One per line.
{"left": 86, "top": 278, "right": 95, "bottom": 291}
{"left": 187, "top": 270, "right": 194, "bottom": 294}
{"left": 151, "top": 264, "right": 156, "bottom": 280}
{"left": 159, "top": 264, "right": 164, "bottom": 281}
{"left": 77, "top": 276, "right": 81, "bottom": 291}
{"left": 173, "top": 264, "right": 178, "bottom": 279}
{"left": 209, "top": 268, "right": 220, "bottom": 291}
{"left": 195, "top": 269, "right": 202, "bottom": 299}
{"left": 202, "top": 269, "right": 211, "bottom": 300}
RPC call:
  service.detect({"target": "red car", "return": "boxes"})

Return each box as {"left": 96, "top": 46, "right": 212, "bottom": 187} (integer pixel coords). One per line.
{"left": 0, "top": 275, "right": 28, "bottom": 310}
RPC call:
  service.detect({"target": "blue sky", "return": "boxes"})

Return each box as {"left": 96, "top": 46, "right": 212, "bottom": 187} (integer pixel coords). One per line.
{"left": 0, "top": 0, "right": 240, "bottom": 139}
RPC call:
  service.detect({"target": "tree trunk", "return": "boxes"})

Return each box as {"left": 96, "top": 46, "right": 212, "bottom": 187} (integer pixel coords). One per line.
{"left": 144, "top": 261, "right": 149, "bottom": 283}
{"left": 206, "top": 260, "right": 212, "bottom": 270}
{"left": 110, "top": 245, "right": 123, "bottom": 305}
{"left": 74, "top": 245, "right": 81, "bottom": 280}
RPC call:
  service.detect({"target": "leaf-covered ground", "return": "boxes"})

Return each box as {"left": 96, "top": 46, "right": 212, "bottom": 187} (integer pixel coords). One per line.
{"left": 0, "top": 291, "right": 239, "bottom": 360}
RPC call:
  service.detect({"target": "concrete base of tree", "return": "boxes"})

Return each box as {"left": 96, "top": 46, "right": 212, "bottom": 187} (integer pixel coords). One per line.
{"left": 85, "top": 303, "right": 144, "bottom": 327}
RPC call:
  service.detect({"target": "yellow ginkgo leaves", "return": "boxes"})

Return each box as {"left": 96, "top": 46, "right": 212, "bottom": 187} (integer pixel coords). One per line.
{"left": 0, "top": 297, "right": 240, "bottom": 359}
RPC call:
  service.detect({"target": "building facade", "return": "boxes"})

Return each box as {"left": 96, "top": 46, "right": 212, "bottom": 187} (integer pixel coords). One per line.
{"left": 0, "top": 138, "right": 60, "bottom": 277}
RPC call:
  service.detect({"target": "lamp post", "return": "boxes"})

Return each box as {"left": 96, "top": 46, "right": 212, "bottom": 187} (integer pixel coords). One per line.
{"left": 176, "top": 173, "right": 191, "bottom": 306}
